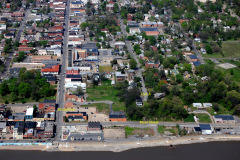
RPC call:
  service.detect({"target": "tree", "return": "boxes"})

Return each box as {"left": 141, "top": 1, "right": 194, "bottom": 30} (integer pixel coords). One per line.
{"left": 206, "top": 44, "right": 213, "bottom": 54}
{"left": 18, "top": 82, "right": 32, "bottom": 98}
{"left": 114, "top": 3, "right": 119, "bottom": 13}
{"left": 176, "top": 74, "right": 184, "bottom": 83}
{"left": 226, "top": 90, "right": 240, "bottom": 108}
{"left": 76, "top": 86, "right": 84, "bottom": 95}
{"left": 148, "top": 36, "right": 156, "bottom": 45}
{"left": 129, "top": 58, "right": 137, "bottom": 69}
{"left": 0, "top": 81, "right": 9, "bottom": 96}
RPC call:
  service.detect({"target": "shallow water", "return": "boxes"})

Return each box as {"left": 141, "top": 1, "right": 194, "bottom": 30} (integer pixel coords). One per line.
{"left": 1, "top": 141, "right": 240, "bottom": 160}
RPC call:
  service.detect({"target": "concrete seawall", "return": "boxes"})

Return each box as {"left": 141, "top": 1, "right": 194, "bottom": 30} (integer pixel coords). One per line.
{"left": 1, "top": 135, "right": 240, "bottom": 152}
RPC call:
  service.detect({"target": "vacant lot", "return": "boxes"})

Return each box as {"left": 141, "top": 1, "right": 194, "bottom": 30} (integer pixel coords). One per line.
{"left": 104, "top": 128, "right": 125, "bottom": 139}
{"left": 158, "top": 125, "right": 179, "bottom": 136}
{"left": 195, "top": 113, "right": 212, "bottom": 123}
{"left": 99, "top": 66, "right": 113, "bottom": 73}
{"left": 203, "top": 42, "right": 240, "bottom": 58}
{"left": 125, "top": 126, "right": 154, "bottom": 138}
{"left": 87, "top": 80, "right": 125, "bottom": 111}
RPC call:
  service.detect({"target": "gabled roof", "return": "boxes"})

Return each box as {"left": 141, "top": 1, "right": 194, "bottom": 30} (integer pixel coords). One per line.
{"left": 214, "top": 115, "right": 235, "bottom": 120}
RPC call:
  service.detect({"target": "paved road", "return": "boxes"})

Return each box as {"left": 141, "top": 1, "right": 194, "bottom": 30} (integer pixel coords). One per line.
{"left": 55, "top": 0, "right": 70, "bottom": 141}
{"left": 15, "top": 9, "right": 30, "bottom": 42}
{"left": 119, "top": 17, "right": 148, "bottom": 101}
{"left": 62, "top": 121, "right": 240, "bottom": 128}
{"left": 178, "top": 23, "right": 205, "bottom": 64}
{"left": 6, "top": 103, "right": 38, "bottom": 107}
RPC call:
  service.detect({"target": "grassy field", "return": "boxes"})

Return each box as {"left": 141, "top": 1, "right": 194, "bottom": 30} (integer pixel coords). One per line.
{"left": 99, "top": 66, "right": 113, "bottom": 73}
{"left": 125, "top": 126, "right": 154, "bottom": 137}
{"left": 184, "top": 114, "right": 195, "bottom": 122}
{"left": 216, "top": 66, "right": 240, "bottom": 83}
{"left": 202, "top": 42, "right": 240, "bottom": 58}
{"left": 207, "top": 105, "right": 233, "bottom": 115}
{"left": 195, "top": 113, "right": 212, "bottom": 123}
{"left": 86, "top": 80, "right": 125, "bottom": 111}
{"left": 157, "top": 125, "right": 179, "bottom": 135}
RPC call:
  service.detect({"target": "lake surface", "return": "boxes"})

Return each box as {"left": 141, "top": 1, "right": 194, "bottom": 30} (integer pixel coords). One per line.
{"left": 1, "top": 141, "right": 240, "bottom": 160}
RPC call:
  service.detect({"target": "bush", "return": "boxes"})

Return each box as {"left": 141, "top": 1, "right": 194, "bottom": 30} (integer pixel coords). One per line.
{"left": 4, "top": 100, "right": 9, "bottom": 104}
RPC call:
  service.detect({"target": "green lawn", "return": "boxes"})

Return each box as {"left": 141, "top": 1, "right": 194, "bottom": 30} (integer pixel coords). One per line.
{"left": 195, "top": 113, "right": 212, "bottom": 123}
{"left": 202, "top": 42, "right": 240, "bottom": 58}
{"left": 157, "top": 125, "right": 178, "bottom": 135}
{"left": 125, "top": 126, "right": 135, "bottom": 137}
{"left": 157, "top": 125, "right": 165, "bottom": 134}
{"left": 86, "top": 80, "right": 125, "bottom": 111}
{"left": 216, "top": 65, "right": 240, "bottom": 83}
{"left": 99, "top": 66, "right": 113, "bottom": 73}
{"left": 184, "top": 114, "right": 195, "bottom": 122}
{"left": 207, "top": 105, "right": 233, "bottom": 115}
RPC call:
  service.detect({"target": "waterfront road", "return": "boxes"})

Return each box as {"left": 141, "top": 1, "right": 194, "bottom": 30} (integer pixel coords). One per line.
{"left": 62, "top": 121, "right": 240, "bottom": 129}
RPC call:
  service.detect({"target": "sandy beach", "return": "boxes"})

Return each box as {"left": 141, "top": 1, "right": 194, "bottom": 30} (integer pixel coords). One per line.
{"left": 1, "top": 135, "right": 240, "bottom": 152}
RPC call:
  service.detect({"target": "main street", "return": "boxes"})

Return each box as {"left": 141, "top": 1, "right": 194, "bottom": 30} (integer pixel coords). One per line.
{"left": 55, "top": 0, "right": 70, "bottom": 141}
{"left": 15, "top": 9, "right": 30, "bottom": 42}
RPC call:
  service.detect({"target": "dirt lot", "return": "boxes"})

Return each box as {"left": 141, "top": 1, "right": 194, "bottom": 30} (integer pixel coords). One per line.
{"left": 88, "top": 113, "right": 109, "bottom": 122}
{"left": 103, "top": 128, "right": 125, "bottom": 139}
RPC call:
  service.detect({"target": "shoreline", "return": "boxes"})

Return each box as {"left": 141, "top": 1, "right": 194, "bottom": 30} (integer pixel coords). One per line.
{"left": 1, "top": 135, "right": 240, "bottom": 152}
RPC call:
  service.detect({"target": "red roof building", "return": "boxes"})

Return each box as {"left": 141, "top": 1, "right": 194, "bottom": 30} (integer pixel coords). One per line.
{"left": 41, "top": 64, "right": 60, "bottom": 75}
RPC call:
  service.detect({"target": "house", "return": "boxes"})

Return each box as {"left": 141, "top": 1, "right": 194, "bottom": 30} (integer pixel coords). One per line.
{"left": 145, "top": 61, "right": 160, "bottom": 69}
{"left": 193, "top": 103, "right": 203, "bottom": 109}
{"left": 140, "top": 28, "right": 159, "bottom": 36}
{"left": 38, "top": 100, "right": 56, "bottom": 113}
{"left": 202, "top": 103, "right": 212, "bottom": 108}
{"left": 189, "top": 55, "right": 198, "bottom": 62}
{"left": 43, "top": 74, "right": 57, "bottom": 85}
{"left": 88, "top": 121, "right": 101, "bottom": 131}
{"left": 109, "top": 111, "right": 127, "bottom": 122}
{"left": 44, "top": 112, "right": 55, "bottom": 121}
{"left": 25, "top": 107, "right": 34, "bottom": 122}
{"left": 213, "top": 115, "right": 236, "bottom": 124}
{"left": 64, "top": 102, "right": 74, "bottom": 109}
{"left": 136, "top": 98, "right": 143, "bottom": 106}
{"left": 115, "top": 41, "right": 125, "bottom": 50}
{"left": 13, "top": 121, "right": 25, "bottom": 140}
{"left": 106, "top": 4, "right": 114, "bottom": 12}
{"left": 193, "top": 61, "right": 201, "bottom": 67}
{"left": 154, "top": 93, "right": 166, "bottom": 99}
{"left": 41, "top": 64, "right": 60, "bottom": 75}
{"left": 115, "top": 71, "right": 128, "bottom": 82}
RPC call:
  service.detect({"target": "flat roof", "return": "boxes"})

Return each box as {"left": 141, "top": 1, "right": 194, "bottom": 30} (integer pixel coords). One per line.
{"left": 26, "top": 107, "right": 34, "bottom": 116}
{"left": 214, "top": 115, "right": 235, "bottom": 120}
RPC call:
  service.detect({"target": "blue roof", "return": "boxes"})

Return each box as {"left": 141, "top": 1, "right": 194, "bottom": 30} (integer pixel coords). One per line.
{"left": 214, "top": 115, "right": 234, "bottom": 120}
{"left": 193, "top": 61, "right": 201, "bottom": 67}
{"left": 140, "top": 28, "right": 159, "bottom": 32}
{"left": 71, "top": 1, "right": 83, "bottom": 4}
{"left": 199, "top": 124, "right": 211, "bottom": 130}
{"left": 189, "top": 55, "right": 198, "bottom": 59}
